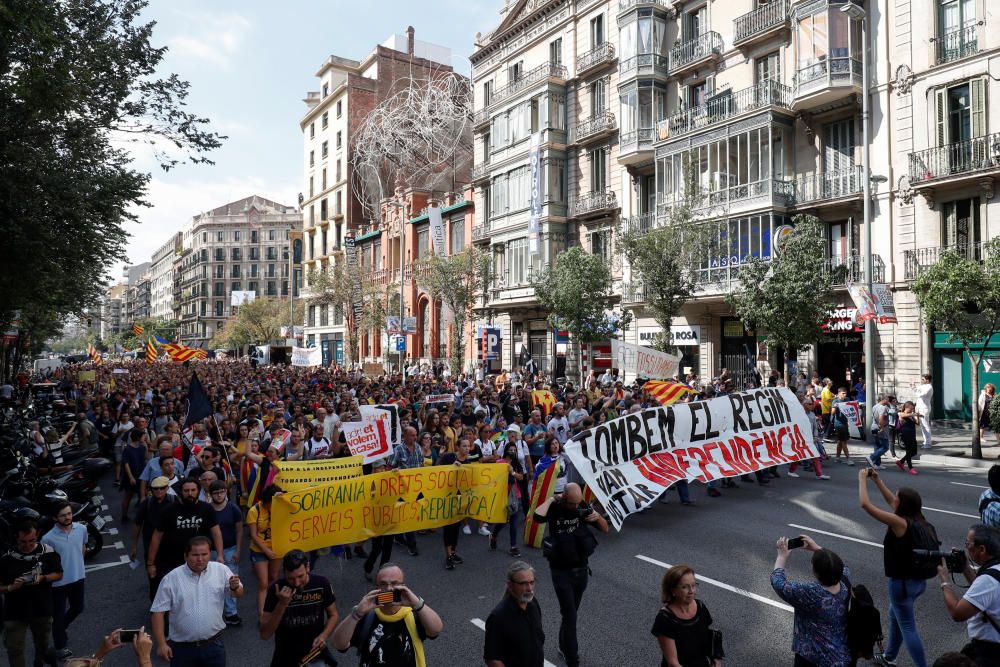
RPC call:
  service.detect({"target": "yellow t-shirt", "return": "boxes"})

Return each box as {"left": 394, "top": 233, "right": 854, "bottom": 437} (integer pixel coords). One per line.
{"left": 247, "top": 503, "right": 272, "bottom": 553}
{"left": 820, "top": 387, "right": 835, "bottom": 415}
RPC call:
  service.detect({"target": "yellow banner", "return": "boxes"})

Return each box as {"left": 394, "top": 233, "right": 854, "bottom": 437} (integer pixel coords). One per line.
{"left": 273, "top": 457, "right": 364, "bottom": 493}
{"left": 271, "top": 463, "right": 509, "bottom": 555}
{"left": 78, "top": 370, "right": 96, "bottom": 382}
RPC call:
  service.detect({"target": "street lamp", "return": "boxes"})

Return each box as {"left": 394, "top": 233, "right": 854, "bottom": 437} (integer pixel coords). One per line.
{"left": 841, "top": 1, "right": 875, "bottom": 426}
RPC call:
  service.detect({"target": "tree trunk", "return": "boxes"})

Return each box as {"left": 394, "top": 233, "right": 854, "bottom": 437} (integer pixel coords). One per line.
{"left": 970, "top": 346, "right": 983, "bottom": 458}
{"left": 783, "top": 346, "right": 792, "bottom": 387}
{"left": 450, "top": 317, "right": 465, "bottom": 377}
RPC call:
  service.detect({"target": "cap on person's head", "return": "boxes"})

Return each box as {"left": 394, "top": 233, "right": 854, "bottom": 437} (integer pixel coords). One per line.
{"left": 506, "top": 424, "right": 521, "bottom": 434}
{"left": 151, "top": 476, "right": 170, "bottom": 490}
{"left": 475, "top": 408, "right": 486, "bottom": 415}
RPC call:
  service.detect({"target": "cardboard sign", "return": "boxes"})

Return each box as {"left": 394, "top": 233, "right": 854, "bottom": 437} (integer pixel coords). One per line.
{"left": 342, "top": 420, "right": 390, "bottom": 463}
{"left": 291, "top": 347, "right": 322, "bottom": 367}
{"left": 359, "top": 404, "right": 402, "bottom": 445}
{"left": 424, "top": 393, "right": 453, "bottom": 405}
{"left": 612, "top": 339, "right": 681, "bottom": 380}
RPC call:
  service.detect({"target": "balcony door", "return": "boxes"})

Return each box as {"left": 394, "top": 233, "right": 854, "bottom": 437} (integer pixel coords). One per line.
{"left": 938, "top": 0, "right": 976, "bottom": 63}
{"left": 823, "top": 119, "right": 855, "bottom": 196}
{"left": 935, "top": 79, "right": 986, "bottom": 174}
{"left": 942, "top": 197, "right": 981, "bottom": 254}
{"left": 828, "top": 218, "right": 859, "bottom": 269}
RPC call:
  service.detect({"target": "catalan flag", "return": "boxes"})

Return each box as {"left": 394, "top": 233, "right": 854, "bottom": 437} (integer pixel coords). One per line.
{"left": 87, "top": 344, "right": 102, "bottom": 365}
{"left": 165, "top": 343, "right": 208, "bottom": 362}
{"left": 530, "top": 389, "right": 556, "bottom": 419}
{"left": 132, "top": 322, "right": 144, "bottom": 336}
{"left": 145, "top": 339, "right": 157, "bottom": 365}
{"left": 644, "top": 380, "right": 698, "bottom": 406}
{"left": 523, "top": 458, "right": 560, "bottom": 549}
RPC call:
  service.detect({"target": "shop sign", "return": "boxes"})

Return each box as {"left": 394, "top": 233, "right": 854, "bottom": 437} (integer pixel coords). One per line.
{"left": 823, "top": 307, "right": 863, "bottom": 333}
{"left": 637, "top": 325, "right": 700, "bottom": 347}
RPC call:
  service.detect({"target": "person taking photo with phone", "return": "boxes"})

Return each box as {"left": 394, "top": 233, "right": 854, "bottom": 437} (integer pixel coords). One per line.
{"left": 770, "top": 535, "right": 851, "bottom": 667}
{"left": 331, "top": 562, "right": 442, "bottom": 666}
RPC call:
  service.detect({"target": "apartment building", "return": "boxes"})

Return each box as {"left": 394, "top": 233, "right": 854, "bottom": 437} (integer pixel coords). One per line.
{"left": 120, "top": 262, "right": 151, "bottom": 326}
{"left": 99, "top": 283, "right": 126, "bottom": 341}
{"left": 471, "top": 0, "right": 628, "bottom": 374}
{"left": 299, "top": 28, "right": 456, "bottom": 362}
{"left": 176, "top": 196, "right": 301, "bottom": 348}
{"left": 150, "top": 233, "right": 181, "bottom": 321}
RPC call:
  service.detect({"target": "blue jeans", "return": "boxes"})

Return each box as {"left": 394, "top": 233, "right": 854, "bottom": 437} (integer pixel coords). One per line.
{"left": 885, "top": 578, "right": 927, "bottom": 667}
{"left": 169, "top": 637, "right": 226, "bottom": 667}
{"left": 491, "top": 510, "right": 520, "bottom": 548}
{"left": 213, "top": 546, "right": 238, "bottom": 617}
{"left": 675, "top": 480, "right": 691, "bottom": 503}
{"left": 872, "top": 433, "right": 890, "bottom": 466}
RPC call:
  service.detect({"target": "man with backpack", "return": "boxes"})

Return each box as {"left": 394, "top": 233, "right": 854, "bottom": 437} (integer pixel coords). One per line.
{"left": 938, "top": 524, "right": 1000, "bottom": 666}
{"left": 978, "top": 466, "right": 1000, "bottom": 529}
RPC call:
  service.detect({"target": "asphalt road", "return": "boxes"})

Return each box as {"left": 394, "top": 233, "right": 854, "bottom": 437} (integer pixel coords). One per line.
{"left": 63, "top": 453, "right": 988, "bottom": 666}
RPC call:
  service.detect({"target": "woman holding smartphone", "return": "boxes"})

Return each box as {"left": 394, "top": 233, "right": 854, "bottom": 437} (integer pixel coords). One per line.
{"left": 490, "top": 441, "right": 524, "bottom": 557}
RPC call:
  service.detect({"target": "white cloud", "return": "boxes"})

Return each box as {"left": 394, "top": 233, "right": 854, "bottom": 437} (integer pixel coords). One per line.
{"left": 164, "top": 12, "right": 252, "bottom": 70}
{"left": 113, "top": 175, "right": 298, "bottom": 280}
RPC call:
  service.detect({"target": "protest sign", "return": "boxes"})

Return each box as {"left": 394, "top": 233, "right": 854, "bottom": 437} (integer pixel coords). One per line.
{"left": 611, "top": 339, "right": 680, "bottom": 380}
{"left": 78, "top": 370, "right": 96, "bottom": 382}
{"left": 836, "top": 400, "right": 864, "bottom": 440}
{"left": 424, "top": 393, "right": 453, "bottom": 405}
{"left": 273, "top": 456, "right": 364, "bottom": 492}
{"left": 112, "top": 368, "right": 130, "bottom": 374}
{"left": 271, "top": 462, "right": 508, "bottom": 554}
{"left": 342, "top": 420, "right": 390, "bottom": 463}
{"left": 291, "top": 347, "right": 322, "bottom": 367}
{"left": 359, "top": 404, "right": 403, "bottom": 445}
{"left": 564, "top": 387, "right": 816, "bottom": 530}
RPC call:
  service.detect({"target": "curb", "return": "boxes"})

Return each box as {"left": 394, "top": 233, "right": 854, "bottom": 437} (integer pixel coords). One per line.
{"left": 920, "top": 453, "right": 994, "bottom": 470}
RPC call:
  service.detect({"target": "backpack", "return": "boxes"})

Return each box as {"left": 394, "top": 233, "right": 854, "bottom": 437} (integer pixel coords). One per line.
{"left": 909, "top": 519, "right": 942, "bottom": 579}
{"left": 845, "top": 582, "right": 883, "bottom": 661}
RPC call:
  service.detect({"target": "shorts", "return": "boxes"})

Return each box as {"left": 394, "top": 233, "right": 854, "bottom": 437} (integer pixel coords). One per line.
{"left": 113, "top": 441, "right": 124, "bottom": 463}
{"left": 250, "top": 550, "right": 270, "bottom": 564}
{"left": 834, "top": 426, "right": 849, "bottom": 441}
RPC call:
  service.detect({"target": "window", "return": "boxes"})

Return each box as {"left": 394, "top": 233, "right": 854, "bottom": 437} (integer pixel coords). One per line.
{"left": 269, "top": 229, "right": 276, "bottom": 241}
{"left": 309, "top": 150, "right": 315, "bottom": 167}
{"left": 450, "top": 216, "right": 465, "bottom": 253}
{"left": 549, "top": 38, "right": 562, "bottom": 67}
{"left": 308, "top": 305, "right": 317, "bottom": 327}
{"left": 251, "top": 230, "right": 259, "bottom": 244}
{"left": 234, "top": 230, "right": 241, "bottom": 242}
{"left": 935, "top": 79, "right": 987, "bottom": 152}
{"left": 336, "top": 160, "right": 341, "bottom": 182}
{"left": 508, "top": 61, "right": 523, "bottom": 83}
{"left": 248, "top": 280, "right": 258, "bottom": 293}
{"left": 321, "top": 111, "right": 329, "bottom": 129}
{"left": 231, "top": 265, "right": 241, "bottom": 278}
{"left": 217, "top": 231, "right": 224, "bottom": 242}
{"left": 320, "top": 199, "right": 328, "bottom": 221}
{"left": 267, "top": 281, "right": 276, "bottom": 296}
{"left": 214, "top": 282, "right": 225, "bottom": 297}
{"left": 335, "top": 191, "right": 342, "bottom": 215}
{"left": 321, "top": 141, "right": 328, "bottom": 159}
{"left": 755, "top": 51, "right": 781, "bottom": 84}
{"left": 215, "top": 301, "right": 224, "bottom": 317}
{"left": 591, "top": 15, "right": 604, "bottom": 47}
{"left": 942, "top": 197, "right": 981, "bottom": 250}
{"left": 416, "top": 227, "right": 430, "bottom": 259}
{"left": 590, "top": 147, "right": 607, "bottom": 192}
{"left": 590, "top": 79, "right": 606, "bottom": 115}
{"left": 620, "top": 82, "right": 667, "bottom": 134}
{"left": 336, "top": 131, "right": 342, "bottom": 149}
{"left": 483, "top": 80, "right": 493, "bottom": 107}
{"left": 267, "top": 247, "right": 277, "bottom": 262}
{"left": 231, "top": 247, "right": 241, "bottom": 261}
{"left": 319, "top": 304, "right": 329, "bottom": 326}
{"left": 250, "top": 264, "right": 258, "bottom": 277}
{"left": 684, "top": 5, "right": 707, "bottom": 40}
{"left": 321, "top": 169, "right": 327, "bottom": 191}
{"left": 590, "top": 230, "right": 610, "bottom": 262}
{"left": 249, "top": 247, "right": 259, "bottom": 261}
{"left": 214, "top": 248, "right": 224, "bottom": 262}
{"left": 546, "top": 158, "right": 567, "bottom": 203}
{"left": 333, "top": 306, "right": 344, "bottom": 325}
{"left": 322, "top": 83, "right": 329, "bottom": 97}
{"left": 505, "top": 238, "right": 534, "bottom": 285}
{"left": 336, "top": 100, "right": 342, "bottom": 117}
{"left": 309, "top": 123, "right": 315, "bottom": 139}
{"left": 937, "top": 0, "right": 977, "bottom": 64}
{"left": 823, "top": 119, "right": 855, "bottom": 174}
{"left": 282, "top": 281, "right": 289, "bottom": 296}
{"left": 231, "top": 281, "right": 241, "bottom": 292}
{"left": 309, "top": 176, "right": 314, "bottom": 198}
{"left": 374, "top": 240, "right": 382, "bottom": 269}
{"left": 321, "top": 229, "right": 328, "bottom": 255}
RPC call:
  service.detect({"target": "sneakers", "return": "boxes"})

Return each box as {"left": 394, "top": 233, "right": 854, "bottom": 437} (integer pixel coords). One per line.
{"left": 462, "top": 524, "right": 472, "bottom": 535}
{"left": 445, "top": 555, "right": 455, "bottom": 570}
{"left": 846, "top": 458, "right": 855, "bottom": 466}
{"left": 816, "top": 475, "right": 831, "bottom": 480}
{"left": 787, "top": 472, "right": 800, "bottom": 478}
{"left": 450, "top": 552, "right": 464, "bottom": 565}
{"left": 509, "top": 547, "right": 521, "bottom": 557}
{"left": 224, "top": 614, "right": 242, "bottom": 627}
{"left": 896, "top": 460, "right": 905, "bottom": 471}
{"left": 872, "top": 654, "right": 897, "bottom": 666}
{"left": 909, "top": 468, "right": 918, "bottom": 475}
{"left": 478, "top": 524, "right": 492, "bottom": 536}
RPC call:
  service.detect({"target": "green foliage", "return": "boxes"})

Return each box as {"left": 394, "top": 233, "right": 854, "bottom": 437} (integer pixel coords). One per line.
{"left": 306, "top": 262, "right": 389, "bottom": 364}
{"left": 0, "top": 0, "right": 224, "bottom": 345}
{"left": 211, "top": 298, "right": 303, "bottom": 350}
{"left": 533, "top": 246, "right": 628, "bottom": 343}
{"left": 105, "top": 317, "right": 177, "bottom": 351}
{"left": 417, "top": 248, "right": 484, "bottom": 375}
{"left": 727, "top": 215, "right": 842, "bottom": 355}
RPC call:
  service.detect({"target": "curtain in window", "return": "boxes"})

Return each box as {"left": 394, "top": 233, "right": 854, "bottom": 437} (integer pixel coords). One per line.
{"left": 638, "top": 17, "right": 653, "bottom": 54}
{"left": 621, "top": 21, "right": 636, "bottom": 60}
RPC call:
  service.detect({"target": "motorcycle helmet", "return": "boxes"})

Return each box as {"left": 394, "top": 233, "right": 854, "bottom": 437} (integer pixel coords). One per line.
{"left": 14, "top": 507, "right": 40, "bottom": 521}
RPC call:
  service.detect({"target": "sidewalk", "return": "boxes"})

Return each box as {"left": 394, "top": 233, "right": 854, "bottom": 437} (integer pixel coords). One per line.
{"left": 914, "top": 422, "right": 1000, "bottom": 470}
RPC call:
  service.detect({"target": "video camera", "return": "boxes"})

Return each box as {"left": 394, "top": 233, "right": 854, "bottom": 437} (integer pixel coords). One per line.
{"left": 913, "top": 548, "right": 967, "bottom": 573}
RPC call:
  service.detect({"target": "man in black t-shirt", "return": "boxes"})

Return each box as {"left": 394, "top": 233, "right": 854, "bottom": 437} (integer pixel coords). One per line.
{"left": 0, "top": 520, "right": 64, "bottom": 667}
{"left": 146, "top": 478, "right": 223, "bottom": 581}
{"left": 260, "top": 550, "right": 339, "bottom": 667}
{"left": 484, "top": 560, "right": 545, "bottom": 667}
{"left": 131, "top": 476, "right": 176, "bottom": 600}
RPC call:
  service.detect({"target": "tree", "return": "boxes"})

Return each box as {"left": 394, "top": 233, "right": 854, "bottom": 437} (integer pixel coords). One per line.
{"left": 913, "top": 237, "right": 1000, "bottom": 458}
{"left": 0, "top": 1, "right": 224, "bottom": 344}
{"left": 417, "top": 248, "right": 485, "bottom": 376}
{"left": 105, "top": 317, "right": 177, "bottom": 352}
{"left": 727, "top": 215, "right": 844, "bottom": 384}
{"left": 211, "top": 298, "right": 303, "bottom": 351}
{"left": 618, "top": 183, "right": 711, "bottom": 353}
{"left": 534, "top": 246, "right": 629, "bottom": 381}
{"left": 305, "top": 263, "right": 390, "bottom": 365}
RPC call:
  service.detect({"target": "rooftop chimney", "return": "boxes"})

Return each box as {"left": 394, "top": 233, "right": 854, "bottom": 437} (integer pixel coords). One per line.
{"left": 406, "top": 26, "right": 414, "bottom": 56}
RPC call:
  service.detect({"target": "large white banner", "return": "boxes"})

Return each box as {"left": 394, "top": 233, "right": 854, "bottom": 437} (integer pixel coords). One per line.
{"left": 565, "top": 387, "right": 816, "bottom": 530}
{"left": 341, "top": 420, "right": 390, "bottom": 463}
{"left": 612, "top": 338, "right": 681, "bottom": 380}
{"left": 428, "top": 207, "right": 446, "bottom": 257}
{"left": 291, "top": 346, "right": 322, "bottom": 367}
{"left": 528, "top": 132, "right": 542, "bottom": 257}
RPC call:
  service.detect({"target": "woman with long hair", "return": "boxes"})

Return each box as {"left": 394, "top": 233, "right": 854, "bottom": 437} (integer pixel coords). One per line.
{"left": 490, "top": 441, "right": 524, "bottom": 557}
{"left": 859, "top": 468, "right": 934, "bottom": 667}
{"left": 894, "top": 401, "right": 920, "bottom": 474}
{"left": 652, "top": 565, "right": 721, "bottom": 667}
{"left": 247, "top": 484, "right": 283, "bottom": 619}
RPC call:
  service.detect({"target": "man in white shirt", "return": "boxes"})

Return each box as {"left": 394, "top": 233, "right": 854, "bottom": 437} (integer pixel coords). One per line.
{"left": 598, "top": 369, "right": 613, "bottom": 387}
{"left": 547, "top": 403, "right": 570, "bottom": 446}
{"left": 151, "top": 536, "right": 244, "bottom": 666}
{"left": 915, "top": 374, "right": 934, "bottom": 449}
{"left": 567, "top": 397, "right": 589, "bottom": 431}
{"left": 939, "top": 524, "right": 1000, "bottom": 665}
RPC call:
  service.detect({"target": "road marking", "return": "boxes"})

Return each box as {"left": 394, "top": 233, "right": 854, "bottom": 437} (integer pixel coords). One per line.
{"left": 635, "top": 555, "right": 793, "bottom": 613}
{"left": 787, "top": 524, "right": 883, "bottom": 549}
{"left": 950, "top": 482, "right": 989, "bottom": 489}
{"left": 100, "top": 504, "right": 109, "bottom": 511}
{"left": 112, "top": 541, "right": 124, "bottom": 550}
{"left": 103, "top": 527, "right": 118, "bottom": 536}
{"left": 85, "top": 555, "right": 130, "bottom": 573}
{"left": 101, "top": 515, "right": 113, "bottom": 524}
{"left": 924, "top": 506, "right": 979, "bottom": 519}
{"left": 470, "top": 618, "right": 557, "bottom": 667}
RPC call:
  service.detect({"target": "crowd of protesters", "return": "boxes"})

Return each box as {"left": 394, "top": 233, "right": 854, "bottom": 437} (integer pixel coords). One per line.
{"left": 0, "top": 358, "right": 996, "bottom": 666}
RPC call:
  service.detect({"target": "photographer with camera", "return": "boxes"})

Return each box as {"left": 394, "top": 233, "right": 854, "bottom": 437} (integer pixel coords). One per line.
{"left": 938, "top": 524, "right": 1000, "bottom": 666}
{"left": 533, "top": 482, "right": 609, "bottom": 667}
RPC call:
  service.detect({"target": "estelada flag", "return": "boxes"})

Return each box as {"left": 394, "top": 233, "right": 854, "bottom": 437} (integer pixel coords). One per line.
{"left": 87, "top": 344, "right": 102, "bottom": 365}
{"left": 523, "top": 458, "right": 560, "bottom": 549}
{"left": 145, "top": 339, "right": 157, "bottom": 365}
{"left": 132, "top": 322, "right": 144, "bottom": 336}
{"left": 530, "top": 389, "right": 556, "bottom": 418}
{"left": 644, "top": 380, "right": 698, "bottom": 406}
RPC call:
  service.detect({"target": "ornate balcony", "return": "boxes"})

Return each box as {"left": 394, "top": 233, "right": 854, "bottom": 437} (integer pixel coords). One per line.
{"left": 619, "top": 53, "right": 669, "bottom": 80}
{"left": 577, "top": 42, "right": 615, "bottom": 77}
{"left": 471, "top": 225, "right": 491, "bottom": 244}
{"left": 904, "top": 242, "right": 985, "bottom": 280}
{"left": 489, "top": 62, "right": 568, "bottom": 108}
{"left": 569, "top": 190, "right": 618, "bottom": 219}
{"left": 733, "top": 0, "right": 789, "bottom": 47}
{"left": 471, "top": 162, "right": 490, "bottom": 184}
{"left": 792, "top": 56, "right": 862, "bottom": 110}
{"left": 661, "top": 80, "right": 792, "bottom": 140}
{"left": 572, "top": 111, "right": 617, "bottom": 145}
{"left": 936, "top": 24, "right": 978, "bottom": 65}
{"left": 668, "top": 32, "right": 723, "bottom": 76}
{"left": 620, "top": 212, "right": 656, "bottom": 239}
{"left": 825, "top": 254, "right": 885, "bottom": 285}
{"left": 472, "top": 107, "right": 490, "bottom": 130}
{"left": 620, "top": 281, "right": 650, "bottom": 305}
{"left": 619, "top": 127, "right": 656, "bottom": 165}
{"left": 907, "top": 132, "right": 1000, "bottom": 187}
{"left": 792, "top": 166, "right": 863, "bottom": 206}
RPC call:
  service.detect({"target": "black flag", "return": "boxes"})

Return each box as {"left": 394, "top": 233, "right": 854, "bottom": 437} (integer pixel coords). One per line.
{"left": 184, "top": 372, "right": 213, "bottom": 429}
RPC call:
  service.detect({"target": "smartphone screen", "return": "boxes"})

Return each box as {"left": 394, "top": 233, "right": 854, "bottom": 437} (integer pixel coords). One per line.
{"left": 376, "top": 590, "right": 401, "bottom": 605}
{"left": 786, "top": 537, "right": 805, "bottom": 550}
{"left": 118, "top": 629, "right": 141, "bottom": 643}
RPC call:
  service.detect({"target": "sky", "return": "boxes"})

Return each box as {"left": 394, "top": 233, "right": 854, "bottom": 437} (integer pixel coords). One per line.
{"left": 117, "top": 0, "right": 505, "bottom": 280}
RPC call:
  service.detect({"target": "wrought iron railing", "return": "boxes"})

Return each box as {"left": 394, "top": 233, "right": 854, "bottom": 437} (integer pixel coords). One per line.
{"left": 573, "top": 111, "right": 617, "bottom": 143}
{"left": 620, "top": 127, "right": 655, "bottom": 153}
{"left": 825, "top": 254, "right": 885, "bottom": 284}
{"left": 793, "top": 165, "right": 863, "bottom": 204}
{"left": 669, "top": 32, "right": 723, "bottom": 73}
{"left": 904, "top": 242, "right": 985, "bottom": 280}
{"left": 620, "top": 212, "right": 656, "bottom": 238}
{"left": 473, "top": 108, "right": 490, "bottom": 126}
{"left": 794, "top": 56, "right": 862, "bottom": 96}
{"left": 908, "top": 131, "right": 1000, "bottom": 184}
{"left": 577, "top": 42, "right": 615, "bottom": 74}
{"left": 471, "top": 163, "right": 489, "bottom": 180}
{"left": 472, "top": 225, "right": 490, "bottom": 242}
{"left": 733, "top": 0, "right": 789, "bottom": 44}
{"left": 936, "top": 24, "right": 978, "bottom": 65}
{"left": 619, "top": 53, "right": 669, "bottom": 77}
{"left": 664, "top": 80, "right": 792, "bottom": 138}
{"left": 620, "top": 281, "right": 650, "bottom": 304}
{"left": 490, "top": 62, "right": 568, "bottom": 108}
{"left": 569, "top": 190, "right": 618, "bottom": 217}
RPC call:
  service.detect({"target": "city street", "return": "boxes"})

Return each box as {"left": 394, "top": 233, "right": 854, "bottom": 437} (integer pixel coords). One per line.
{"left": 71, "top": 454, "right": 986, "bottom": 666}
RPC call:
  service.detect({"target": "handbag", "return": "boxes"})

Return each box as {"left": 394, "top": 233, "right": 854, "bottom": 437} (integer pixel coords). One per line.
{"left": 708, "top": 628, "right": 725, "bottom": 659}
{"left": 505, "top": 483, "right": 520, "bottom": 515}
